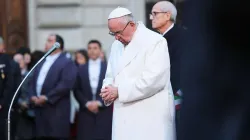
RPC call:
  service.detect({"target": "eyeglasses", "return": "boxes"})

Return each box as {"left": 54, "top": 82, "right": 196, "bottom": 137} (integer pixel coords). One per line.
{"left": 149, "top": 12, "right": 167, "bottom": 19}
{"left": 109, "top": 21, "right": 131, "bottom": 36}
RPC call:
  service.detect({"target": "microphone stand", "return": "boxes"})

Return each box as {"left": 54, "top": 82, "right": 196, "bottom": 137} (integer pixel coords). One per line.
{"left": 7, "top": 42, "right": 60, "bottom": 140}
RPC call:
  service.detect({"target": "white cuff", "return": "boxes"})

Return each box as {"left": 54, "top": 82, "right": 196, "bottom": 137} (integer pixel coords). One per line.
{"left": 85, "top": 101, "right": 91, "bottom": 107}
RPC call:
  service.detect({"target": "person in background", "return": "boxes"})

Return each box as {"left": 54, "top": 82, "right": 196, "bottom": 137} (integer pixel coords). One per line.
{"left": 0, "top": 36, "right": 21, "bottom": 140}
{"left": 14, "top": 54, "right": 35, "bottom": 140}
{"left": 29, "top": 50, "right": 45, "bottom": 69}
{"left": 13, "top": 53, "right": 24, "bottom": 64}
{"left": 100, "top": 50, "right": 107, "bottom": 63}
{"left": 150, "top": 1, "right": 186, "bottom": 136}
{"left": 28, "top": 34, "right": 77, "bottom": 140}
{"left": 24, "top": 53, "right": 31, "bottom": 70}
{"left": 70, "top": 49, "right": 88, "bottom": 140}
{"left": 74, "top": 49, "right": 88, "bottom": 66}
{"left": 74, "top": 40, "right": 113, "bottom": 140}
{"left": 16, "top": 47, "right": 32, "bottom": 70}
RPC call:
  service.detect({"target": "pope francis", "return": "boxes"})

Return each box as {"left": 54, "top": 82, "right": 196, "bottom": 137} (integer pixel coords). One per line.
{"left": 100, "top": 7, "right": 175, "bottom": 140}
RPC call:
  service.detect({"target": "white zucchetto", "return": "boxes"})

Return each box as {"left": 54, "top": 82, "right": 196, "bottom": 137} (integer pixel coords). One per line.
{"left": 108, "top": 7, "right": 132, "bottom": 19}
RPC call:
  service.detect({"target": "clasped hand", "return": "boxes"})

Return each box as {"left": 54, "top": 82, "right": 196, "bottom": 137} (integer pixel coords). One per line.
{"left": 100, "top": 85, "right": 118, "bottom": 104}
{"left": 30, "top": 95, "right": 47, "bottom": 106}
{"left": 86, "top": 101, "right": 100, "bottom": 114}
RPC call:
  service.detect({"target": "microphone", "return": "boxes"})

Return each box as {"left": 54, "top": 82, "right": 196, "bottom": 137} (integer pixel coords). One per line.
{"left": 43, "top": 42, "right": 61, "bottom": 57}
{"left": 7, "top": 42, "right": 60, "bottom": 140}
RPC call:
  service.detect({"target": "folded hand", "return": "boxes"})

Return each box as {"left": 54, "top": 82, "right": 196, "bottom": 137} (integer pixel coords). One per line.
{"left": 100, "top": 86, "right": 118, "bottom": 105}
{"left": 30, "top": 96, "right": 38, "bottom": 104}
{"left": 31, "top": 95, "right": 47, "bottom": 106}
{"left": 87, "top": 101, "right": 99, "bottom": 113}
{"left": 36, "top": 95, "right": 47, "bottom": 105}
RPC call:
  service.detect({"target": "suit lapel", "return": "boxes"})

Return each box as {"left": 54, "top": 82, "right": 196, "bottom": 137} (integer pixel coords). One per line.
{"left": 41, "top": 54, "right": 62, "bottom": 95}
{"left": 34, "top": 60, "right": 45, "bottom": 80}
{"left": 97, "top": 62, "right": 105, "bottom": 90}
{"left": 33, "top": 60, "right": 45, "bottom": 93}
{"left": 87, "top": 62, "right": 104, "bottom": 96}
{"left": 34, "top": 60, "right": 45, "bottom": 79}
{"left": 115, "top": 43, "right": 139, "bottom": 77}
{"left": 163, "top": 25, "right": 176, "bottom": 55}
{"left": 86, "top": 62, "right": 93, "bottom": 95}
{"left": 115, "top": 23, "right": 144, "bottom": 77}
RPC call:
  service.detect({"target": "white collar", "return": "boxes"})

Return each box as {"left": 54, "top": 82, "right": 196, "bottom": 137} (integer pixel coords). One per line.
{"left": 89, "top": 58, "right": 101, "bottom": 65}
{"left": 123, "top": 21, "right": 142, "bottom": 47}
{"left": 126, "top": 21, "right": 144, "bottom": 46}
{"left": 162, "top": 23, "right": 174, "bottom": 36}
{"left": 21, "top": 68, "right": 28, "bottom": 75}
{"left": 46, "top": 52, "right": 61, "bottom": 61}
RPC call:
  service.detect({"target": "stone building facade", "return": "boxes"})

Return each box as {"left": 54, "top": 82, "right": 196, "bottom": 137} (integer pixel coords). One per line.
{"left": 0, "top": 0, "right": 184, "bottom": 54}
{"left": 28, "top": 0, "right": 147, "bottom": 54}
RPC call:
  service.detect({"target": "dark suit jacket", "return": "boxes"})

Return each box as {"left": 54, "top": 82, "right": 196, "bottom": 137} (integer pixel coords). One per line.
{"left": 16, "top": 71, "right": 36, "bottom": 140}
{"left": 29, "top": 53, "right": 77, "bottom": 138}
{"left": 0, "top": 54, "right": 13, "bottom": 108}
{"left": 0, "top": 54, "right": 14, "bottom": 140}
{"left": 74, "top": 62, "right": 113, "bottom": 140}
{"left": 11, "top": 60, "right": 22, "bottom": 108}
{"left": 0, "top": 54, "right": 21, "bottom": 110}
{"left": 178, "top": 0, "right": 250, "bottom": 140}
{"left": 0, "top": 54, "right": 21, "bottom": 140}
{"left": 163, "top": 25, "right": 185, "bottom": 94}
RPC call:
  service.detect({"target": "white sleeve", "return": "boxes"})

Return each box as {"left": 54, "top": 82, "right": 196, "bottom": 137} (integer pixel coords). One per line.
{"left": 118, "top": 39, "right": 170, "bottom": 103}
{"left": 102, "top": 44, "right": 115, "bottom": 88}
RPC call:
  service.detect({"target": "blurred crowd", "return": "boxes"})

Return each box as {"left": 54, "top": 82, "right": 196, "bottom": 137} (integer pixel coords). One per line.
{"left": 0, "top": 34, "right": 113, "bottom": 140}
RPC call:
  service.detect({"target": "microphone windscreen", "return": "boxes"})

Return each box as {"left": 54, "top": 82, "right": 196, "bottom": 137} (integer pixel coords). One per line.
{"left": 54, "top": 42, "right": 61, "bottom": 49}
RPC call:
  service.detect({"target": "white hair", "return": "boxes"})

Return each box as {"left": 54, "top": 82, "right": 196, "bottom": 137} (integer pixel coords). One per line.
{"left": 159, "top": 1, "right": 177, "bottom": 22}
{"left": 119, "top": 14, "right": 135, "bottom": 24}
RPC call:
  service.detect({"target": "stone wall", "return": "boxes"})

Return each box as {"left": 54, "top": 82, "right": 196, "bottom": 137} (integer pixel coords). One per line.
{"left": 28, "top": 0, "right": 145, "bottom": 55}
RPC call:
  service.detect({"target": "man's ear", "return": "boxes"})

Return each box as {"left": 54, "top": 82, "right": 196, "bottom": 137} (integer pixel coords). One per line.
{"left": 165, "top": 12, "right": 171, "bottom": 21}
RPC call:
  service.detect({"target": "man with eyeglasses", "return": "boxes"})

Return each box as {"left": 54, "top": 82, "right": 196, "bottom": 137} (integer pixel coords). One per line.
{"left": 150, "top": 1, "right": 186, "bottom": 136}
{"left": 100, "top": 7, "right": 175, "bottom": 140}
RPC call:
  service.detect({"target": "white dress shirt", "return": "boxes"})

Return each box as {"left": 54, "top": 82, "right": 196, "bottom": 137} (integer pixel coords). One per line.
{"left": 36, "top": 53, "right": 61, "bottom": 96}
{"left": 162, "top": 23, "right": 174, "bottom": 36}
{"left": 88, "top": 58, "right": 101, "bottom": 100}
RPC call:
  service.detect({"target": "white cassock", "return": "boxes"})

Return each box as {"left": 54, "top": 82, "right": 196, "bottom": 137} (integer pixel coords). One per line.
{"left": 103, "top": 22, "right": 175, "bottom": 140}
